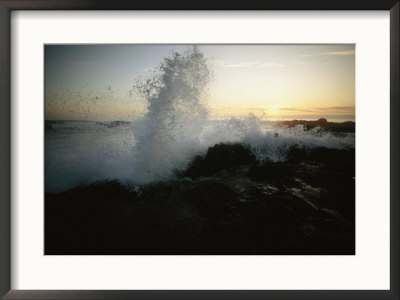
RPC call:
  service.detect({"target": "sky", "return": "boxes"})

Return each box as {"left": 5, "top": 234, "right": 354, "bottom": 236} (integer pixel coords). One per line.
{"left": 45, "top": 44, "right": 355, "bottom": 121}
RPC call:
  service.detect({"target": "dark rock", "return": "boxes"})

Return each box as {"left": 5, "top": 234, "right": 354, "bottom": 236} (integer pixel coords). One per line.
{"left": 183, "top": 182, "right": 238, "bottom": 219}
{"left": 185, "top": 143, "right": 257, "bottom": 178}
{"left": 276, "top": 119, "right": 355, "bottom": 133}
{"left": 45, "top": 143, "right": 355, "bottom": 255}
{"left": 96, "top": 120, "right": 131, "bottom": 128}
{"left": 247, "top": 161, "right": 294, "bottom": 183}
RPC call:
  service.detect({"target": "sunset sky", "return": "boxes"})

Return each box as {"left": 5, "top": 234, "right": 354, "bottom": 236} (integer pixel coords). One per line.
{"left": 45, "top": 44, "right": 355, "bottom": 121}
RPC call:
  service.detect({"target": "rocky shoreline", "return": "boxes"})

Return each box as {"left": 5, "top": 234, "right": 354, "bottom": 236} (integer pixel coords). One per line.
{"left": 45, "top": 141, "right": 355, "bottom": 255}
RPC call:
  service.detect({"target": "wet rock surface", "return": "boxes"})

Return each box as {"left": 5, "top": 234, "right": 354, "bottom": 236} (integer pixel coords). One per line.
{"left": 46, "top": 143, "right": 355, "bottom": 255}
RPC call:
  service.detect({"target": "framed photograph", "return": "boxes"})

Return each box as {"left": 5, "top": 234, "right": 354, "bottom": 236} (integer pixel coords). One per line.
{"left": 0, "top": 1, "right": 399, "bottom": 299}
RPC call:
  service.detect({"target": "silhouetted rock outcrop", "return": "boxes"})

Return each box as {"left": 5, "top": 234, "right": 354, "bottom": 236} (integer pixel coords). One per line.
{"left": 277, "top": 119, "right": 355, "bottom": 133}
{"left": 96, "top": 120, "right": 131, "bottom": 128}
{"left": 185, "top": 143, "right": 257, "bottom": 178}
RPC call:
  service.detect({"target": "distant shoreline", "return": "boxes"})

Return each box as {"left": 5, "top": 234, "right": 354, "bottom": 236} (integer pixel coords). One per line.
{"left": 275, "top": 118, "right": 355, "bottom": 133}
{"left": 45, "top": 118, "right": 356, "bottom": 133}
{"left": 45, "top": 118, "right": 356, "bottom": 124}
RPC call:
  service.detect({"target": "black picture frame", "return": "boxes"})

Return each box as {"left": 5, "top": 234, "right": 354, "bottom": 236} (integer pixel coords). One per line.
{"left": 0, "top": 1, "right": 399, "bottom": 299}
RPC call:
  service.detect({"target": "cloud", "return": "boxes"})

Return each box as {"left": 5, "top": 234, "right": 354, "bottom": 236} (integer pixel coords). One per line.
{"left": 313, "top": 106, "right": 355, "bottom": 113}
{"left": 323, "top": 50, "right": 355, "bottom": 56}
{"left": 301, "top": 49, "right": 355, "bottom": 57}
{"left": 207, "top": 104, "right": 355, "bottom": 120}
{"left": 210, "top": 105, "right": 355, "bottom": 115}
{"left": 259, "top": 63, "right": 285, "bottom": 68}
{"left": 279, "top": 107, "right": 314, "bottom": 113}
{"left": 279, "top": 106, "right": 355, "bottom": 115}
{"left": 215, "top": 60, "right": 285, "bottom": 68}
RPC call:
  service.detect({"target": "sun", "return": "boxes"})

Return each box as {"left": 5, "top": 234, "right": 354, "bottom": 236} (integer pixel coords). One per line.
{"left": 266, "top": 105, "right": 281, "bottom": 116}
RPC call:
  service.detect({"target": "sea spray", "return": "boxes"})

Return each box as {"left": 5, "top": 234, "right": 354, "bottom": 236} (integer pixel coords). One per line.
{"left": 198, "top": 114, "right": 354, "bottom": 163}
{"left": 243, "top": 123, "right": 354, "bottom": 162}
{"left": 131, "top": 46, "right": 211, "bottom": 183}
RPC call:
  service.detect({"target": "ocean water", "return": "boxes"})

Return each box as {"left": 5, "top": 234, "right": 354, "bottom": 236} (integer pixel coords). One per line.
{"left": 45, "top": 118, "right": 354, "bottom": 193}
{"left": 45, "top": 47, "right": 355, "bottom": 193}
